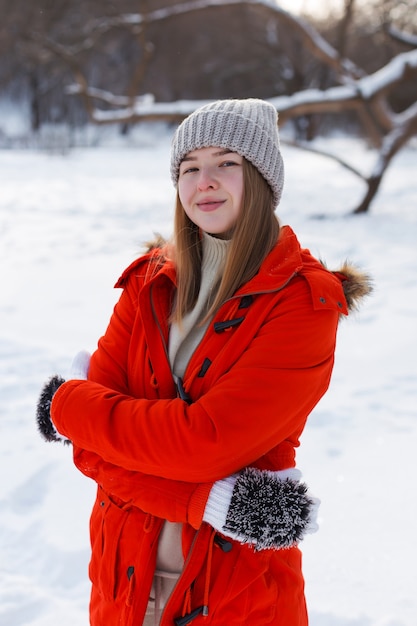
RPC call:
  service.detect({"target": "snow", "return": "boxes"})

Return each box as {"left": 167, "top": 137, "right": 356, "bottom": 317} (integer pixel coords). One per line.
{"left": 1, "top": 130, "right": 416, "bottom": 626}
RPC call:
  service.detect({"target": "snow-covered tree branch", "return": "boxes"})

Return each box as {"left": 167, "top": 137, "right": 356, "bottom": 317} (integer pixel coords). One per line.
{"left": 387, "top": 25, "right": 417, "bottom": 49}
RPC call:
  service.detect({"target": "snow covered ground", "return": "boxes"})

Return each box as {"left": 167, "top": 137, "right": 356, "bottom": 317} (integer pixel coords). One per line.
{"left": 1, "top": 128, "right": 416, "bottom": 626}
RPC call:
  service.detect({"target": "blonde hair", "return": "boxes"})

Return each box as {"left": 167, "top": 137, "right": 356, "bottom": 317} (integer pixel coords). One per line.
{"left": 172, "top": 159, "right": 280, "bottom": 324}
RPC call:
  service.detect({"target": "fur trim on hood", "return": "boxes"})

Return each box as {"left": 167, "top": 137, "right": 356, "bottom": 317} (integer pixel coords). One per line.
{"left": 333, "top": 262, "right": 373, "bottom": 313}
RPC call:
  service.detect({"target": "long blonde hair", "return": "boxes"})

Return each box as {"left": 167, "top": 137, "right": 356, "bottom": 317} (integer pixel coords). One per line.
{"left": 171, "top": 158, "right": 280, "bottom": 324}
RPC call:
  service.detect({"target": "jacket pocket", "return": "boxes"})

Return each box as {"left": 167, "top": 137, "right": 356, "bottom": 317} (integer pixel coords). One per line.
{"left": 207, "top": 543, "right": 279, "bottom": 624}
{"left": 89, "top": 485, "right": 131, "bottom": 602}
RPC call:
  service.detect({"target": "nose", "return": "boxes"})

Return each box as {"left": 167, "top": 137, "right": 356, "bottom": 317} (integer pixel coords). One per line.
{"left": 197, "top": 166, "right": 219, "bottom": 191}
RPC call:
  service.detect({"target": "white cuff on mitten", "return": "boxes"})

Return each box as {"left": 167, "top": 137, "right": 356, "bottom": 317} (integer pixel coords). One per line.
{"left": 69, "top": 350, "right": 91, "bottom": 380}
{"left": 202, "top": 474, "right": 237, "bottom": 531}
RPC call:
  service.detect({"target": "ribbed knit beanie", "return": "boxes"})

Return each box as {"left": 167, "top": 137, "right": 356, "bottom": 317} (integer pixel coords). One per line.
{"left": 170, "top": 98, "right": 284, "bottom": 207}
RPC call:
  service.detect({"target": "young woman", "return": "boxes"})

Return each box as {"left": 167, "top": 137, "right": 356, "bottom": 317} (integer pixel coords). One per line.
{"left": 37, "top": 99, "right": 371, "bottom": 625}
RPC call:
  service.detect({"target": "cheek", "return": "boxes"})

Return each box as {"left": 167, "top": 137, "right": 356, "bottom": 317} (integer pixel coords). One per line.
{"left": 178, "top": 180, "right": 192, "bottom": 208}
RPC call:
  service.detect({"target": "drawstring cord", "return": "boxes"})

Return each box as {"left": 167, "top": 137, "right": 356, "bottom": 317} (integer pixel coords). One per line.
{"left": 202, "top": 530, "right": 215, "bottom": 616}
{"left": 183, "top": 586, "right": 192, "bottom": 617}
{"left": 143, "top": 513, "right": 155, "bottom": 533}
{"left": 175, "top": 529, "right": 217, "bottom": 626}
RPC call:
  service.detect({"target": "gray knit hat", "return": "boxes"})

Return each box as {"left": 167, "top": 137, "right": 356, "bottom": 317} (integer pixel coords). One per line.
{"left": 170, "top": 98, "right": 284, "bottom": 207}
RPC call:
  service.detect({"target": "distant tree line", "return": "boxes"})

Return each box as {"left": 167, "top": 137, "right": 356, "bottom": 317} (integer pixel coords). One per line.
{"left": 1, "top": 0, "right": 416, "bottom": 212}
{"left": 1, "top": 0, "right": 415, "bottom": 134}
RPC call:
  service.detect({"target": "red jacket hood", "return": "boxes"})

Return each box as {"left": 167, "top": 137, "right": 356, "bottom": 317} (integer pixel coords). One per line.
{"left": 116, "top": 225, "right": 371, "bottom": 316}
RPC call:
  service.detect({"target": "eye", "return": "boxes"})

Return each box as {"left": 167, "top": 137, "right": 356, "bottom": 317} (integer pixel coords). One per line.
{"left": 180, "top": 165, "right": 198, "bottom": 176}
{"left": 220, "top": 159, "right": 241, "bottom": 168}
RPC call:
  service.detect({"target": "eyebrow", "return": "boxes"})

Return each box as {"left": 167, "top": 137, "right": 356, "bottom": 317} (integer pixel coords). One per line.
{"left": 181, "top": 149, "right": 236, "bottom": 162}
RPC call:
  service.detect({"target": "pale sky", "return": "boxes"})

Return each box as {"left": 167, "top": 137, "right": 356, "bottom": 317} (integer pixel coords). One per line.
{"left": 278, "top": 0, "right": 344, "bottom": 18}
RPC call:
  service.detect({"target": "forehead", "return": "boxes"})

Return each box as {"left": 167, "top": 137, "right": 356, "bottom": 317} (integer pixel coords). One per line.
{"left": 181, "top": 147, "right": 239, "bottom": 161}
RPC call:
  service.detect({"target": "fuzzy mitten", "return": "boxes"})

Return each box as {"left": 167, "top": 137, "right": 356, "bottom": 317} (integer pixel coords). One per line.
{"left": 203, "top": 467, "right": 320, "bottom": 550}
{"left": 36, "top": 374, "right": 69, "bottom": 444}
{"left": 36, "top": 350, "right": 90, "bottom": 445}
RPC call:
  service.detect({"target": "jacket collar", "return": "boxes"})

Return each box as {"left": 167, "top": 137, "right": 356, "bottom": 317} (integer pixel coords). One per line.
{"left": 234, "top": 225, "right": 303, "bottom": 296}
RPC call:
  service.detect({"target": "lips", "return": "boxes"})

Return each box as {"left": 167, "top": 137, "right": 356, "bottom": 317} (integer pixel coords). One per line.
{"left": 197, "top": 199, "right": 226, "bottom": 212}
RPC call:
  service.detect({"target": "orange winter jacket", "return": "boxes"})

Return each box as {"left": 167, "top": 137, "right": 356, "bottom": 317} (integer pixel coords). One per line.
{"left": 51, "top": 225, "right": 350, "bottom": 625}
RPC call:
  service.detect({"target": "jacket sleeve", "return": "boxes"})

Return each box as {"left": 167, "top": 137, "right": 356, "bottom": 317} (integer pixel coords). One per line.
{"left": 73, "top": 446, "right": 210, "bottom": 529}
{"left": 72, "top": 266, "right": 212, "bottom": 527}
{"left": 86, "top": 283, "right": 136, "bottom": 394}
{"left": 51, "top": 277, "right": 340, "bottom": 483}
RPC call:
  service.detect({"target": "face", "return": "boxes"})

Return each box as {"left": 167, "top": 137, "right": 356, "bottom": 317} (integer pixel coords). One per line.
{"left": 178, "top": 146, "right": 244, "bottom": 238}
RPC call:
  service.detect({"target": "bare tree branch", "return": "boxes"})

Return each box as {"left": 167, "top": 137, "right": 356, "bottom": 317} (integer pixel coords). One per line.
{"left": 25, "top": 31, "right": 95, "bottom": 119}
{"left": 281, "top": 138, "right": 366, "bottom": 179}
{"left": 354, "top": 100, "right": 417, "bottom": 213}
{"left": 78, "top": 0, "right": 365, "bottom": 82}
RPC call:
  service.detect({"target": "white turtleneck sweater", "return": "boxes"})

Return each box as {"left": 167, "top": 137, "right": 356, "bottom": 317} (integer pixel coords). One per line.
{"left": 169, "top": 232, "right": 230, "bottom": 379}
{"left": 146, "top": 232, "right": 230, "bottom": 625}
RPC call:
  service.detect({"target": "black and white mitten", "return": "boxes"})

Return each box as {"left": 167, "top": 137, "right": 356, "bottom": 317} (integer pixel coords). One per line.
{"left": 36, "top": 374, "right": 68, "bottom": 443}
{"left": 203, "top": 467, "right": 320, "bottom": 550}
{"left": 36, "top": 350, "right": 90, "bottom": 445}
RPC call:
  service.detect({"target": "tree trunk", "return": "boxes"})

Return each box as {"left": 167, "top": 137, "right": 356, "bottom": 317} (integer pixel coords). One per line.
{"left": 29, "top": 71, "right": 41, "bottom": 132}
